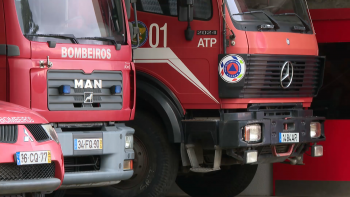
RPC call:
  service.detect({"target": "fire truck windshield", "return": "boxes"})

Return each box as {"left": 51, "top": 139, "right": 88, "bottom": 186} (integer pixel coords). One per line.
{"left": 227, "top": 0, "right": 312, "bottom": 32}
{"left": 15, "top": 0, "right": 126, "bottom": 45}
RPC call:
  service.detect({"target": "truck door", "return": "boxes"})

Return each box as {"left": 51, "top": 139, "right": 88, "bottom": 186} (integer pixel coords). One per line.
{"left": 134, "top": 0, "right": 221, "bottom": 107}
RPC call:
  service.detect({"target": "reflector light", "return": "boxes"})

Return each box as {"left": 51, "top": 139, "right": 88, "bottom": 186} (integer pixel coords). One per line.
{"left": 59, "top": 85, "right": 71, "bottom": 94}
{"left": 124, "top": 160, "right": 133, "bottom": 170}
{"left": 310, "top": 122, "right": 321, "bottom": 138}
{"left": 110, "top": 85, "right": 122, "bottom": 94}
{"left": 244, "top": 150, "right": 258, "bottom": 164}
{"left": 312, "top": 145, "right": 323, "bottom": 157}
{"left": 244, "top": 124, "right": 262, "bottom": 142}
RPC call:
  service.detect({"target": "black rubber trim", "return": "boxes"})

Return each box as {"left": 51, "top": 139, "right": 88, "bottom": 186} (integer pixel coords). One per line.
{"left": 7, "top": 45, "right": 20, "bottom": 56}
{"left": 136, "top": 80, "right": 183, "bottom": 143}
{"left": 137, "top": 71, "right": 184, "bottom": 116}
{"left": 0, "top": 44, "right": 6, "bottom": 55}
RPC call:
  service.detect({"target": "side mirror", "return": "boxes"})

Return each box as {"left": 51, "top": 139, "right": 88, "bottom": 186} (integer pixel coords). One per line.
{"left": 129, "top": 22, "right": 134, "bottom": 38}
{"left": 124, "top": 0, "right": 131, "bottom": 19}
{"left": 178, "top": 0, "right": 193, "bottom": 22}
{"left": 178, "top": 0, "right": 194, "bottom": 41}
{"left": 130, "top": 0, "right": 140, "bottom": 49}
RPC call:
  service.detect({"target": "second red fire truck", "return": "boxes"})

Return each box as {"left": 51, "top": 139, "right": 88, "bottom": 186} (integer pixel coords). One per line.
{"left": 95, "top": 0, "right": 327, "bottom": 197}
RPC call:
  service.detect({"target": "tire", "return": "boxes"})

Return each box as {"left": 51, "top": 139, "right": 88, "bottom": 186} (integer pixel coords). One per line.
{"left": 93, "top": 110, "right": 179, "bottom": 197}
{"left": 176, "top": 164, "right": 258, "bottom": 197}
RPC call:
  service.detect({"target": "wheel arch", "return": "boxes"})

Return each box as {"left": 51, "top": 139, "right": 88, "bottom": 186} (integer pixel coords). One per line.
{"left": 136, "top": 71, "right": 184, "bottom": 143}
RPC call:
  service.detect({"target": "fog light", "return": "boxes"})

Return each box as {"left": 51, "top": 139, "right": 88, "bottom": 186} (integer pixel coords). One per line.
{"left": 110, "top": 85, "right": 122, "bottom": 94}
{"left": 59, "top": 85, "right": 71, "bottom": 94}
{"left": 244, "top": 124, "right": 261, "bottom": 142}
{"left": 124, "top": 160, "right": 133, "bottom": 170}
{"left": 310, "top": 122, "right": 321, "bottom": 138}
{"left": 244, "top": 150, "right": 258, "bottom": 164}
{"left": 125, "top": 135, "right": 133, "bottom": 149}
{"left": 312, "top": 145, "right": 323, "bottom": 157}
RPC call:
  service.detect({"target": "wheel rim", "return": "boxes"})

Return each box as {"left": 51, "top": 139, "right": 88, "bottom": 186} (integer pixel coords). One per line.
{"left": 113, "top": 136, "right": 149, "bottom": 189}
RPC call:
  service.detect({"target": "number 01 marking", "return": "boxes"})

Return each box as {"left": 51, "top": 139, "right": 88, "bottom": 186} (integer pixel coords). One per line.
{"left": 149, "top": 23, "right": 167, "bottom": 48}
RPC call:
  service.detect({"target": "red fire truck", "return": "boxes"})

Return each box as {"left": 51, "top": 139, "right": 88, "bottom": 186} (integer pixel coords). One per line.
{"left": 0, "top": 101, "right": 64, "bottom": 197}
{"left": 95, "top": 0, "right": 326, "bottom": 197}
{"left": 0, "top": 0, "right": 138, "bottom": 193}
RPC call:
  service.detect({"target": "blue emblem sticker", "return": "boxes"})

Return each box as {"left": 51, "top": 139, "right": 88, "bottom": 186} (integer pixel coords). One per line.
{"left": 16, "top": 152, "right": 21, "bottom": 165}
{"left": 218, "top": 55, "right": 246, "bottom": 83}
{"left": 131, "top": 21, "right": 148, "bottom": 47}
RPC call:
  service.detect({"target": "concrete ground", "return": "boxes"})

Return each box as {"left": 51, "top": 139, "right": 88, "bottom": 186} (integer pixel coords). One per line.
{"left": 64, "top": 164, "right": 273, "bottom": 197}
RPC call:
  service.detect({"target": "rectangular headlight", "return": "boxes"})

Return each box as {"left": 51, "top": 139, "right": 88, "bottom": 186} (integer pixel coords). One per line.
{"left": 125, "top": 135, "right": 133, "bottom": 149}
{"left": 310, "top": 122, "right": 321, "bottom": 138}
{"left": 244, "top": 124, "right": 261, "bottom": 142}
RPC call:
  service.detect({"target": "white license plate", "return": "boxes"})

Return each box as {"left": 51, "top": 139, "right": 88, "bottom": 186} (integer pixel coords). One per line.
{"left": 15, "top": 151, "right": 51, "bottom": 165}
{"left": 279, "top": 133, "right": 299, "bottom": 143}
{"left": 74, "top": 138, "right": 103, "bottom": 150}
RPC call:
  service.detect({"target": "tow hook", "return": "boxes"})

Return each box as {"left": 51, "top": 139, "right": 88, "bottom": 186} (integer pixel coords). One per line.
{"left": 40, "top": 56, "right": 53, "bottom": 68}
{"left": 285, "top": 155, "right": 304, "bottom": 165}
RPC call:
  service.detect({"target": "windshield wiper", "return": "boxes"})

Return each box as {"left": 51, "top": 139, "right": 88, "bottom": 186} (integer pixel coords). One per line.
{"left": 233, "top": 11, "right": 280, "bottom": 30}
{"left": 274, "top": 13, "right": 311, "bottom": 32}
{"left": 24, "top": 34, "right": 79, "bottom": 44}
{"left": 76, "top": 37, "right": 121, "bottom": 50}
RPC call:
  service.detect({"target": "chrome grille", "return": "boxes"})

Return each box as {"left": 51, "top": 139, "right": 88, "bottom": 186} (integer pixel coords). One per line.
{"left": 25, "top": 125, "right": 50, "bottom": 142}
{"left": 243, "top": 55, "right": 325, "bottom": 98}
{"left": 47, "top": 70, "right": 123, "bottom": 111}
{"left": 0, "top": 125, "right": 17, "bottom": 143}
{"left": 0, "top": 163, "right": 55, "bottom": 181}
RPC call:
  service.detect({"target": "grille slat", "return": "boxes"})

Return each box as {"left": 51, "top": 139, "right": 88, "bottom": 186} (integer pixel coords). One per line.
{"left": 25, "top": 125, "right": 50, "bottom": 142}
{"left": 0, "top": 125, "right": 18, "bottom": 143}
{"left": 47, "top": 70, "right": 123, "bottom": 111}
{"left": 240, "top": 55, "right": 325, "bottom": 98}
{"left": 0, "top": 163, "right": 55, "bottom": 181}
{"left": 260, "top": 145, "right": 289, "bottom": 155}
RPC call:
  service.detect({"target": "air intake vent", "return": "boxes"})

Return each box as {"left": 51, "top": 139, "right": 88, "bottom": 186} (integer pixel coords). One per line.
{"left": 47, "top": 70, "right": 123, "bottom": 111}
{"left": 0, "top": 125, "right": 17, "bottom": 143}
{"left": 0, "top": 163, "right": 55, "bottom": 181}
{"left": 25, "top": 125, "right": 50, "bottom": 142}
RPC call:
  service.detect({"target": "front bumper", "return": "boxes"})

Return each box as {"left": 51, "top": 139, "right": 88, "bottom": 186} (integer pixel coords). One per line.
{"left": 219, "top": 109, "right": 325, "bottom": 163}
{"left": 0, "top": 178, "right": 61, "bottom": 195}
{"left": 56, "top": 123, "right": 134, "bottom": 189}
{"left": 0, "top": 125, "right": 64, "bottom": 194}
{"left": 183, "top": 108, "right": 325, "bottom": 164}
{"left": 219, "top": 110, "right": 325, "bottom": 149}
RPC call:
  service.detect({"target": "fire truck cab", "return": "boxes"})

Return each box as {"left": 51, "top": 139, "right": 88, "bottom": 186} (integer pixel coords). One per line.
{"left": 0, "top": 0, "right": 137, "bottom": 191}
{"left": 94, "top": 0, "right": 326, "bottom": 197}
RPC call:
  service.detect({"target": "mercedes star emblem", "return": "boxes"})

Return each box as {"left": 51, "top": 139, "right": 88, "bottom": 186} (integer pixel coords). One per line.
{"left": 280, "top": 61, "right": 294, "bottom": 89}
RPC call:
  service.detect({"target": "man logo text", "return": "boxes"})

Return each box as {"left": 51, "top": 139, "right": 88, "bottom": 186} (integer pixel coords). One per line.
{"left": 74, "top": 79, "right": 102, "bottom": 89}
